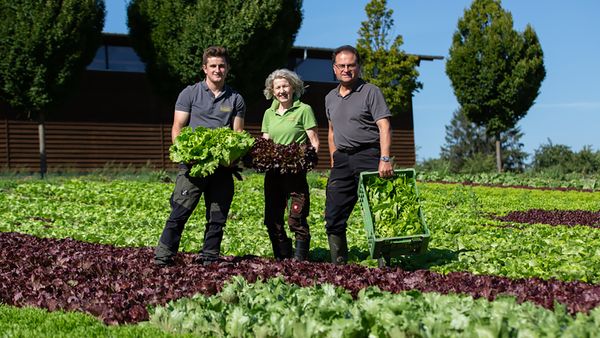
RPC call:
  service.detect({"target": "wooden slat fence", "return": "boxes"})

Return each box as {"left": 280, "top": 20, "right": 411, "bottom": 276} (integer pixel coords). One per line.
{"left": 0, "top": 119, "right": 415, "bottom": 172}
{"left": 0, "top": 119, "right": 8, "bottom": 169}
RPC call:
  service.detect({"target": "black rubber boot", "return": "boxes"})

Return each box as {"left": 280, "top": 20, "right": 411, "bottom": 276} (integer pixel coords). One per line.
{"left": 327, "top": 233, "right": 348, "bottom": 265}
{"left": 154, "top": 242, "right": 176, "bottom": 266}
{"left": 294, "top": 239, "right": 310, "bottom": 261}
{"left": 268, "top": 231, "right": 282, "bottom": 259}
{"left": 278, "top": 238, "right": 294, "bottom": 260}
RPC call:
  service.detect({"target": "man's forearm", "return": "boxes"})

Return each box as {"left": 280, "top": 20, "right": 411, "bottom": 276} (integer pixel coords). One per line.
{"left": 233, "top": 116, "right": 244, "bottom": 132}
{"left": 376, "top": 118, "right": 392, "bottom": 157}
{"left": 171, "top": 124, "right": 183, "bottom": 143}
{"left": 327, "top": 123, "right": 336, "bottom": 167}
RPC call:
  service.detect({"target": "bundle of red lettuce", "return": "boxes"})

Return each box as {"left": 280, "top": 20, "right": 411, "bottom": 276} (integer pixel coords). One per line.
{"left": 245, "top": 137, "right": 318, "bottom": 174}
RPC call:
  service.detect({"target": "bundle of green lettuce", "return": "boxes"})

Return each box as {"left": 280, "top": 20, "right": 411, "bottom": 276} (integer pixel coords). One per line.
{"left": 169, "top": 126, "right": 255, "bottom": 177}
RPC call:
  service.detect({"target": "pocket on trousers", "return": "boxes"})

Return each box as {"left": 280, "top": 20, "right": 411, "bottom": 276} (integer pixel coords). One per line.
{"left": 288, "top": 193, "right": 305, "bottom": 219}
{"left": 172, "top": 170, "right": 198, "bottom": 208}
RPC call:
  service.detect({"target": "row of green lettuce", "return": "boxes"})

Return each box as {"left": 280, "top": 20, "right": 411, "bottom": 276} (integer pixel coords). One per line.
{"left": 148, "top": 276, "right": 600, "bottom": 338}
{"left": 3, "top": 276, "right": 598, "bottom": 338}
{"left": 0, "top": 304, "right": 186, "bottom": 338}
{"left": 417, "top": 170, "right": 599, "bottom": 191}
{"left": 1, "top": 171, "right": 599, "bottom": 283}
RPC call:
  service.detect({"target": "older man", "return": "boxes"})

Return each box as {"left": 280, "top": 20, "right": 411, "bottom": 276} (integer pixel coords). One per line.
{"left": 324, "top": 45, "right": 393, "bottom": 264}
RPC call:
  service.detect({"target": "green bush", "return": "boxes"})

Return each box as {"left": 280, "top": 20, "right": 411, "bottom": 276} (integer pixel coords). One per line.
{"left": 459, "top": 153, "right": 496, "bottom": 174}
{"left": 532, "top": 141, "right": 600, "bottom": 175}
{"left": 572, "top": 145, "right": 600, "bottom": 174}
{"left": 416, "top": 157, "right": 451, "bottom": 174}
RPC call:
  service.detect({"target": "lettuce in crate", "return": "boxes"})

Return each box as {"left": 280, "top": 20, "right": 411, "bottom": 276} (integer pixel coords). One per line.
{"left": 170, "top": 126, "right": 254, "bottom": 177}
{"left": 364, "top": 174, "right": 423, "bottom": 238}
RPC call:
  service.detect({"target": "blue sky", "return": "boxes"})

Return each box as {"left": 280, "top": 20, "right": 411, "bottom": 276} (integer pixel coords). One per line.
{"left": 104, "top": 0, "right": 599, "bottom": 162}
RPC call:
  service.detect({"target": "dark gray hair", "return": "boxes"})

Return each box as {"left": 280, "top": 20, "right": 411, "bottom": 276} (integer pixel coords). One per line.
{"left": 263, "top": 68, "right": 305, "bottom": 100}
{"left": 332, "top": 45, "right": 360, "bottom": 64}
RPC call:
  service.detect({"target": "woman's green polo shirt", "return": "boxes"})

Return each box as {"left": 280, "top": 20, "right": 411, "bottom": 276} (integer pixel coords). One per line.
{"left": 261, "top": 99, "right": 317, "bottom": 145}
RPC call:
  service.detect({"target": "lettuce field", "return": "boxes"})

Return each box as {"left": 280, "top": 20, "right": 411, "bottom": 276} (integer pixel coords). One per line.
{"left": 1, "top": 171, "right": 599, "bottom": 337}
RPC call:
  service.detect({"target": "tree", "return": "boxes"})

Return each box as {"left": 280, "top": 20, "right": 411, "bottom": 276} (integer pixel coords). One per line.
{"left": 441, "top": 109, "right": 490, "bottom": 171}
{"left": 441, "top": 108, "right": 527, "bottom": 173}
{"left": 356, "top": 0, "right": 422, "bottom": 115}
{"left": 0, "top": 0, "right": 105, "bottom": 177}
{"left": 446, "top": 0, "right": 545, "bottom": 172}
{"left": 127, "top": 0, "right": 302, "bottom": 103}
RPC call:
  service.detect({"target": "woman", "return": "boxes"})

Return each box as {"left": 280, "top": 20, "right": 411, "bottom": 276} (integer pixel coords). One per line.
{"left": 261, "top": 69, "right": 319, "bottom": 261}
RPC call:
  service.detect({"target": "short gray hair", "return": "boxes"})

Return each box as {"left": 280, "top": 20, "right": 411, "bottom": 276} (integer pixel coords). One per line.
{"left": 263, "top": 68, "right": 305, "bottom": 100}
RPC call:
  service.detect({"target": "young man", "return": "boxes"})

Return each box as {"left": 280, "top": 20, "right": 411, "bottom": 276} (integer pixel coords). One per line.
{"left": 154, "top": 46, "right": 246, "bottom": 266}
{"left": 324, "top": 45, "right": 394, "bottom": 264}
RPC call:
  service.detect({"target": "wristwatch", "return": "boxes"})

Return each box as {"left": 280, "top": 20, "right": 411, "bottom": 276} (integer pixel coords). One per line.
{"left": 380, "top": 156, "right": 390, "bottom": 162}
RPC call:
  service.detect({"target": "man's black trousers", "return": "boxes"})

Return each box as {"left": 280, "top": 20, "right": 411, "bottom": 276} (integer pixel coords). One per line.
{"left": 324, "top": 147, "right": 380, "bottom": 235}
{"left": 157, "top": 165, "right": 234, "bottom": 261}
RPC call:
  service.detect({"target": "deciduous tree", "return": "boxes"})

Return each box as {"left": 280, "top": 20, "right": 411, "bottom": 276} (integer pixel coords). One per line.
{"left": 446, "top": 0, "right": 545, "bottom": 172}
{"left": 441, "top": 108, "right": 527, "bottom": 173}
{"left": 0, "top": 0, "right": 105, "bottom": 177}
{"left": 356, "top": 0, "right": 421, "bottom": 115}
{"left": 127, "top": 0, "right": 302, "bottom": 103}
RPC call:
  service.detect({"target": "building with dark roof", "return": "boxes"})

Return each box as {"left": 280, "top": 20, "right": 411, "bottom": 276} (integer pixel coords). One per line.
{"left": 0, "top": 33, "right": 442, "bottom": 172}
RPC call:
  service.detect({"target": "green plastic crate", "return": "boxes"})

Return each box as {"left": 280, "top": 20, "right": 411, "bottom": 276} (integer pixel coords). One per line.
{"left": 358, "top": 168, "right": 430, "bottom": 265}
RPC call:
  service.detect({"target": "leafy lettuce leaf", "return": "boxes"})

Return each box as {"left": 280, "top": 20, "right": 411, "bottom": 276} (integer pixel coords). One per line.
{"left": 169, "top": 126, "right": 254, "bottom": 177}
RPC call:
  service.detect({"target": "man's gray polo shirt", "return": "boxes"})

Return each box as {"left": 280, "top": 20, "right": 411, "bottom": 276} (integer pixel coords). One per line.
{"left": 325, "top": 79, "right": 391, "bottom": 151}
{"left": 175, "top": 81, "right": 246, "bottom": 129}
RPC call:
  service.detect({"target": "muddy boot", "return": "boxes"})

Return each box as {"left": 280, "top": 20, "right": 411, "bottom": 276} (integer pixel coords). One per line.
{"left": 294, "top": 239, "right": 310, "bottom": 261}
{"left": 327, "top": 233, "right": 348, "bottom": 265}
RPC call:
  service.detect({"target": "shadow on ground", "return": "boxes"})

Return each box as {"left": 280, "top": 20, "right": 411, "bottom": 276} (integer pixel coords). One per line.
{"left": 305, "top": 246, "right": 467, "bottom": 271}
{"left": 388, "top": 248, "right": 470, "bottom": 270}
